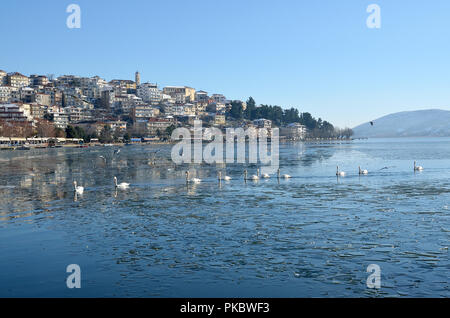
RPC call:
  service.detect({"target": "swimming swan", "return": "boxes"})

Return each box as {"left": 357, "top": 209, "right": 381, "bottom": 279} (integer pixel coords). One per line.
{"left": 218, "top": 171, "right": 231, "bottom": 181}
{"left": 114, "top": 176, "right": 130, "bottom": 189}
{"left": 359, "top": 166, "right": 368, "bottom": 175}
{"left": 73, "top": 181, "right": 84, "bottom": 195}
{"left": 277, "top": 168, "right": 291, "bottom": 179}
{"left": 414, "top": 161, "right": 424, "bottom": 171}
{"left": 250, "top": 169, "right": 260, "bottom": 181}
{"left": 186, "top": 171, "right": 201, "bottom": 183}
{"left": 336, "top": 166, "right": 346, "bottom": 177}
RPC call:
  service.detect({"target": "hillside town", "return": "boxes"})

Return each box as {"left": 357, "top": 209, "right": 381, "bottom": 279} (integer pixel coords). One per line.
{"left": 0, "top": 69, "right": 351, "bottom": 146}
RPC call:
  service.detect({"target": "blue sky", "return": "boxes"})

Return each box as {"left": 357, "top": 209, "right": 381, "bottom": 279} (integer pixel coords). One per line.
{"left": 1, "top": 0, "right": 450, "bottom": 127}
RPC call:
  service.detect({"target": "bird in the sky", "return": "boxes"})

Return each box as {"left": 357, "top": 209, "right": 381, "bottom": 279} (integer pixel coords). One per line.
{"left": 370, "top": 121, "right": 374, "bottom": 126}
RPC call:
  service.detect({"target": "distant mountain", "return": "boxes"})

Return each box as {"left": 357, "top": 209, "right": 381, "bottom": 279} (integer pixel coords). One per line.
{"left": 352, "top": 109, "right": 450, "bottom": 138}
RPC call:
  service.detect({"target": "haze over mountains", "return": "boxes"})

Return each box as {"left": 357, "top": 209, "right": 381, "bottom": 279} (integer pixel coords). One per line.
{"left": 352, "top": 109, "right": 450, "bottom": 138}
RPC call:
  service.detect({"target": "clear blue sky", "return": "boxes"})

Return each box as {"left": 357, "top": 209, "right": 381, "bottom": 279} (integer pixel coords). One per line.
{"left": 1, "top": 0, "right": 450, "bottom": 127}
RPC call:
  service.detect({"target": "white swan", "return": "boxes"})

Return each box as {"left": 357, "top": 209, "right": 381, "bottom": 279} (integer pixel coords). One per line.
{"left": 277, "top": 168, "right": 291, "bottom": 179}
{"left": 114, "top": 176, "right": 130, "bottom": 189}
{"left": 336, "top": 166, "right": 346, "bottom": 177}
{"left": 218, "top": 171, "right": 231, "bottom": 181}
{"left": 261, "top": 172, "right": 270, "bottom": 179}
{"left": 186, "top": 171, "right": 201, "bottom": 183}
{"left": 414, "top": 161, "right": 424, "bottom": 171}
{"left": 220, "top": 171, "right": 232, "bottom": 181}
{"left": 73, "top": 181, "right": 84, "bottom": 195}
{"left": 359, "top": 166, "right": 368, "bottom": 175}
{"left": 250, "top": 168, "right": 260, "bottom": 181}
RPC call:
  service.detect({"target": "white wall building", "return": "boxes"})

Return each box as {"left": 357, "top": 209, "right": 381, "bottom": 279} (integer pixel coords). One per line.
{"left": 136, "top": 83, "right": 161, "bottom": 104}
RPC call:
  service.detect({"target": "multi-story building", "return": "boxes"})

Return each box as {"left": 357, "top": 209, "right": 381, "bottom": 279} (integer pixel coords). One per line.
{"left": 0, "top": 86, "right": 13, "bottom": 103}
{"left": 66, "top": 107, "right": 93, "bottom": 123}
{"left": 109, "top": 79, "right": 136, "bottom": 95}
{"left": 163, "top": 86, "right": 196, "bottom": 103}
{"left": 100, "top": 89, "right": 115, "bottom": 109}
{"left": 132, "top": 105, "right": 160, "bottom": 121}
{"left": 113, "top": 94, "right": 143, "bottom": 114}
{"left": 30, "top": 103, "right": 46, "bottom": 119}
{"left": 280, "top": 123, "right": 307, "bottom": 140}
{"left": 206, "top": 102, "right": 226, "bottom": 113}
{"left": 49, "top": 110, "right": 70, "bottom": 129}
{"left": 136, "top": 83, "right": 161, "bottom": 104}
{"left": 164, "top": 104, "right": 187, "bottom": 116}
{"left": 7, "top": 72, "right": 30, "bottom": 88}
{"left": 55, "top": 75, "right": 76, "bottom": 86}
{"left": 211, "top": 94, "right": 227, "bottom": 104}
{"left": 195, "top": 90, "right": 208, "bottom": 102}
{"left": 145, "top": 117, "right": 174, "bottom": 135}
{"left": 43, "top": 87, "right": 63, "bottom": 107}
{"left": 182, "top": 103, "right": 196, "bottom": 116}
{"left": 77, "top": 76, "right": 108, "bottom": 101}
{"left": 0, "top": 103, "right": 33, "bottom": 123}
{"left": 214, "top": 114, "right": 226, "bottom": 126}
{"left": 105, "top": 120, "right": 127, "bottom": 132}
{"left": 0, "top": 70, "right": 7, "bottom": 85}
{"left": 194, "top": 101, "right": 208, "bottom": 114}
{"left": 33, "top": 93, "right": 52, "bottom": 106}
{"left": 60, "top": 87, "right": 92, "bottom": 108}
{"left": 29, "top": 75, "right": 49, "bottom": 87}
{"left": 19, "top": 87, "right": 35, "bottom": 103}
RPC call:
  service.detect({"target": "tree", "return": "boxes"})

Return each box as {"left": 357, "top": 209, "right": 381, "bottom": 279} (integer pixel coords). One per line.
{"left": 229, "top": 101, "right": 243, "bottom": 119}
{"left": 65, "top": 125, "right": 77, "bottom": 138}
{"left": 245, "top": 97, "right": 256, "bottom": 120}
{"left": 35, "top": 119, "right": 55, "bottom": 137}
{"left": 43, "top": 113, "right": 54, "bottom": 122}
{"left": 165, "top": 125, "right": 176, "bottom": 137}
{"left": 74, "top": 126, "right": 86, "bottom": 140}
{"left": 99, "top": 125, "right": 113, "bottom": 143}
{"left": 55, "top": 127, "right": 66, "bottom": 138}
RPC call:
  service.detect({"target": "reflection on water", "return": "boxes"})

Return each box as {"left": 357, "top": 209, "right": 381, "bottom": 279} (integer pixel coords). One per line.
{"left": 0, "top": 138, "right": 449, "bottom": 297}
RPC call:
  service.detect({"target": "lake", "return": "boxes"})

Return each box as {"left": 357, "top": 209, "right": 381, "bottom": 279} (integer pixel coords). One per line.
{"left": 0, "top": 138, "right": 449, "bottom": 297}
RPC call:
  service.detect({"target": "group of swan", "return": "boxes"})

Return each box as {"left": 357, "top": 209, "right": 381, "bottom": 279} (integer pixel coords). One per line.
{"left": 336, "top": 166, "right": 368, "bottom": 177}
{"left": 242, "top": 168, "right": 291, "bottom": 181}
{"left": 187, "top": 168, "right": 292, "bottom": 184}
{"left": 336, "top": 161, "right": 424, "bottom": 177}
{"left": 74, "top": 161, "right": 425, "bottom": 194}
{"left": 73, "top": 176, "right": 129, "bottom": 195}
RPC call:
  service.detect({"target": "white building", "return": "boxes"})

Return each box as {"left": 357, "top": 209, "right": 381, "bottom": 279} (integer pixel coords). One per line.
{"left": 280, "top": 123, "right": 307, "bottom": 140}
{"left": 0, "top": 103, "right": 33, "bottom": 123}
{"left": 47, "top": 108, "right": 69, "bottom": 129}
{"left": 7, "top": 72, "right": 30, "bottom": 88}
{"left": 0, "top": 86, "right": 13, "bottom": 103}
{"left": 0, "top": 70, "right": 7, "bottom": 86}
{"left": 136, "top": 83, "right": 161, "bottom": 104}
{"left": 132, "top": 105, "right": 160, "bottom": 121}
{"left": 211, "top": 94, "right": 227, "bottom": 104}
